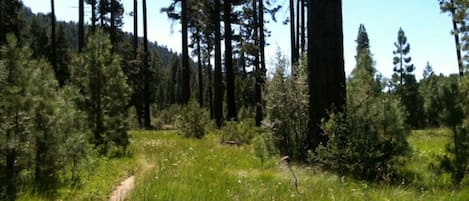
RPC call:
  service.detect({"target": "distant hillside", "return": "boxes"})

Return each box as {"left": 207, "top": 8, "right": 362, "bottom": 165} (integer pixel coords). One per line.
{"left": 21, "top": 5, "right": 180, "bottom": 69}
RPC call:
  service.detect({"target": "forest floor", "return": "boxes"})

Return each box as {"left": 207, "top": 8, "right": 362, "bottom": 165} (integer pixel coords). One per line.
{"left": 125, "top": 129, "right": 469, "bottom": 201}
{"left": 17, "top": 129, "right": 469, "bottom": 201}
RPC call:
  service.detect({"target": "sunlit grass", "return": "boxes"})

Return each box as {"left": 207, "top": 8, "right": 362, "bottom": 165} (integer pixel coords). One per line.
{"left": 17, "top": 128, "right": 468, "bottom": 200}
{"left": 17, "top": 144, "right": 138, "bottom": 201}
{"left": 129, "top": 129, "right": 469, "bottom": 201}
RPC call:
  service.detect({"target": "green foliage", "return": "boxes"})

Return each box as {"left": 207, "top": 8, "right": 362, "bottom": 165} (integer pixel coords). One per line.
{"left": 419, "top": 67, "right": 443, "bottom": 127}
{"left": 51, "top": 24, "right": 72, "bottom": 86}
{"left": 252, "top": 131, "right": 278, "bottom": 168}
{"left": 316, "top": 32, "right": 410, "bottom": 180}
{"left": 70, "top": 29, "right": 131, "bottom": 154}
{"left": 237, "top": 106, "right": 256, "bottom": 121}
{"left": 176, "top": 100, "right": 209, "bottom": 138}
{"left": 390, "top": 28, "right": 423, "bottom": 128}
{"left": 129, "top": 130, "right": 469, "bottom": 201}
{"left": 356, "top": 24, "right": 370, "bottom": 53}
{"left": 351, "top": 24, "right": 381, "bottom": 96}
{"left": 402, "top": 74, "right": 424, "bottom": 128}
{"left": 56, "top": 86, "right": 91, "bottom": 184}
{"left": 265, "top": 52, "right": 309, "bottom": 161}
{"left": 436, "top": 75, "right": 463, "bottom": 128}
{"left": 392, "top": 28, "right": 414, "bottom": 87}
{"left": 220, "top": 120, "right": 259, "bottom": 145}
{"left": 439, "top": 0, "right": 469, "bottom": 70}
{"left": 0, "top": 34, "right": 89, "bottom": 199}
{"left": 437, "top": 74, "right": 469, "bottom": 183}
{"left": 17, "top": 149, "right": 137, "bottom": 201}
{"left": 317, "top": 93, "right": 410, "bottom": 181}
{"left": 152, "top": 104, "right": 182, "bottom": 130}
{"left": 0, "top": 0, "right": 22, "bottom": 44}
{"left": 1, "top": 35, "right": 40, "bottom": 199}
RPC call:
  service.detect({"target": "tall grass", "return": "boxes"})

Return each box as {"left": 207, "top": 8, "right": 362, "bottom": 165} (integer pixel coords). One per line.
{"left": 16, "top": 145, "right": 138, "bottom": 201}
{"left": 129, "top": 129, "right": 469, "bottom": 201}
{"left": 17, "top": 129, "right": 468, "bottom": 200}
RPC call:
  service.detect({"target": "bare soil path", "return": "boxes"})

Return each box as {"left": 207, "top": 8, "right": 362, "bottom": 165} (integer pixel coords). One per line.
{"left": 108, "top": 175, "right": 135, "bottom": 201}
{"left": 108, "top": 161, "right": 154, "bottom": 201}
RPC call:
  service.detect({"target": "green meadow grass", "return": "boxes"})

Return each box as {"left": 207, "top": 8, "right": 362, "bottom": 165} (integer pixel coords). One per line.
{"left": 16, "top": 129, "right": 469, "bottom": 200}
{"left": 129, "top": 129, "right": 469, "bottom": 201}
{"left": 17, "top": 145, "right": 138, "bottom": 201}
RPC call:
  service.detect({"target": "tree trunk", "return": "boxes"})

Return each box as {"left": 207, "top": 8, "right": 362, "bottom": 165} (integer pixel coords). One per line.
{"left": 142, "top": 0, "right": 151, "bottom": 129}
{"left": 181, "top": 0, "right": 191, "bottom": 104}
{"left": 214, "top": 0, "right": 224, "bottom": 127}
{"left": 254, "top": 0, "right": 262, "bottom": 127}
{"left": 79, "top": 0, "right": 85, "bottom": 52}
{"left": 300, "top": 0, "right": 305, "bottom": 52}
{"left": 259, "top": 0, "right": 266, "bottom": 84}
{"left": 133, "top": 0, "right": 142, "bottom": 127}
{"left": 239, "top": 26, "right": 247, "bottom": 78}
{"left": 6, "top": 148, "right": 16, "bottom": 201}
{"left": 450, "top": 0, "right": 464, "bottom": 77}
{"left": 224, "top": 0, "right": 237, "bottom": 121}
{"left": 196, "top": 28, "right": 204, "bottom": 107}
{"left": 91, "top": 0, "right": 96, "bottom": 32}
{"left": 50, "top": 0, "right": 58, "bottom": 86}
{"left": 95, "top": 58, "right": 104, "bottom": 149}
{"left": 206, "top": 40, "right": 215, "bottom": 120}
{"left": 307, "top": 0, "right": 346, "bottom": 156}
{"left": 289, "top": 0, "right": 297, "bottom": 73}
{"left": 208, "top": 53, "right": 214, "bottom": 119}
{"left": 133, "top": 0, "right": 138, "bottom": 57}
{"left": 295, "top": 0, "right": 300, "bottom": 59}
{"left": 99, "top": 1, "right": 104, "bottom": 27}
{"left": 259, "top": 0, "right": 267, "bottom": 119}
{"left": 110, "top": 0, "right": 116, "bottom": 52}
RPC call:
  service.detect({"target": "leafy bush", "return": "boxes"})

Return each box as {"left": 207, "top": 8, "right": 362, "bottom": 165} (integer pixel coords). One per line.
{"left": 315, "top": 43, "right": 410, "bottom": 180}
{"left": 152, "top": 104, "right": 183, "bottom": 130}
{"left": 220, "top": 120, "right": 260, "bottom": 145}
{"left": 316, "top": 76, "right": 410, "bottom": 181}
{"left": 265, "top": 52, "right": 309, "bottom": 161}
{"left": 176, "top": 100, "right": 209, "bottom": 138}
{"left": 253, "top": 131, "right": 278, "bottom": 168}
{"left": 238, "top": 106, "right": 256, "bottom": 121}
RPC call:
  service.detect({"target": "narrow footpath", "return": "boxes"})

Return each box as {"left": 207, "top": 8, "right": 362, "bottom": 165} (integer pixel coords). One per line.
{"left": 108, "top": 175, "right": 135, "bottom": 201}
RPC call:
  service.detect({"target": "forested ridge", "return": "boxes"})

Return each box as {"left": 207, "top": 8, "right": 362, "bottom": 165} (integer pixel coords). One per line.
{"left": 1, "top": 0, "right": 469, "bottom": 200}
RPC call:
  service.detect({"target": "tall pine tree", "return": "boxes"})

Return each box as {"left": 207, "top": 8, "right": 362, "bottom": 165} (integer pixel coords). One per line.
{"left": 439, "top": 0, "right": 468, "bottom": 76}
{"left": 391, "top": 28, "right": 423, "bottom": 128}
{"left": 71, "top": 30, "right": 131, "bottom": 153}
{"left": 392, "top": 28, "right": 413, "bottom": 88}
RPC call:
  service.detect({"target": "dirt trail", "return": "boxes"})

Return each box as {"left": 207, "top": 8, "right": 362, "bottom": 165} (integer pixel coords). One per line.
{"left": 108, "top": 162, "right": 155, "bottom": 201}
{"left": 108, "top": 175, "right": 135, "bottom": 201}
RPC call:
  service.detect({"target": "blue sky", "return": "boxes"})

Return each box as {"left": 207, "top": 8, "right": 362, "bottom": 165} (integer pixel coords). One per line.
{"left": 22, "top": 0, "right": 458, "bottom": 79}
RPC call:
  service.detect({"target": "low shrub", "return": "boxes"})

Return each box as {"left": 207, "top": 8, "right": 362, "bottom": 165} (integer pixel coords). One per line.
{"left": 252, "top": 131, "right": 278, "bottom": 168}
{"left": 220, "top": 120, "right": 259, "bottom": 145}
{"left": 265, "top": 52, "right": 309, "bottom": 161}
{"left": 175, "top": 100, "right": 209, "bottom": 138}
{"left": 315, "top": 93, "right": 410, "bottom": 181}
{"left": 152, "top": 104, "right": 183, "bottom": 130}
